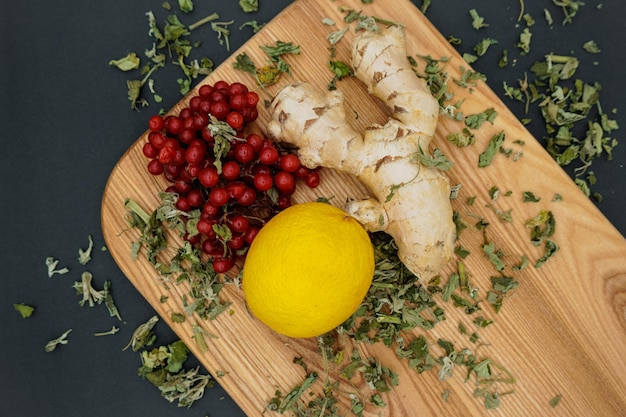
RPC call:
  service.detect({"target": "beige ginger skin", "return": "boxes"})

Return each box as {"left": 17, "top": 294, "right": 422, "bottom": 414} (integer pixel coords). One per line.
{"left": 267, "top": 25, "right": 456, "bottom": 279}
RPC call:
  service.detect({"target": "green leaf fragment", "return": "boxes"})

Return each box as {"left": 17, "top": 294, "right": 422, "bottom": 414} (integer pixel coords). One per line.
{"left": 478, "top": 131, "right": 506, "bottom": 167}
{"left": 516, "top": 28, "right": 532, "bottom": 55}
{"left": 550, "top": 393, "right": 563, "bottom": 407}
{"left": 474, "top": 38, "right": 498, "bottom": 57}
{"left": 124, "top": 315, "right": 159, "bottom": 352}
{"left": 109, "top": 52, "right": 141, "bottom": 71}
{"left": 583, "top": 40, "right": 601, "bottom": 53}
{"left": 178, "top": 0, "right": 193, "bottom": 13}
{"left": 46, "top": 257, "right": 69, "bottom": 277}
{"left": 465, "top": 108, "right": 497, "bottom": 129}
{"left": 78, "top": 234, "right": 94, "bottom": 265}
{"left": 14, "top": 303, "right": 35, "bottom": 318}
{"left": 469, "top": 9, "right": 489, "bottom": 30}
{"left": 522, "top": 191, "right": 541, "bottom": 202}
{"left": 45, "top": 329, "right": 72, "bottom": 352}
{"left": 239, "top": 0, "right": 258, "bottom": 13}
{"left": 483, "top": 242, "right": 506, "bottom": 272}
{"left": 416, "top": 146, "right": 454, "bottom": 171}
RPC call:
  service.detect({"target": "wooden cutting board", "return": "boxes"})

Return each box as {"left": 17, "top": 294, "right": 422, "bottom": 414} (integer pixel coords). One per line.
{"left": 101, "top": 0, "right": 626, "bottom": 415}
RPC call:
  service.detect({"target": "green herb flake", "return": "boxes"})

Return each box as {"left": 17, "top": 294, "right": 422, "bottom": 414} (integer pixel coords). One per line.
{"left": 465, "top": 108, "right": 497, "bottom": 129}
{"left": 94, "top": 326, "right": 120, "bottom": 337}
{"left": 124, "top": 315, "right": 159, "bottom": 352}
{"left": 238, "top": 0, "right": 258, "bottom": 13}
{"left": 499, "top": 49, "right": 509, "bottom": 68}
{"left": 78, "top": 234, "right": 94, "bottom": 265}
{"left": 478, "top": 131, "right": 506, "bottom": 167}
{"left": 453, "top": 66, "right": 487, "bottom": 89}
{"left": 473, "top": 316, "right": 494, "bottom": 327}
{"left": 553, "top": 0, "right": 585, "bottom": 25}
{"left": 583, "top": 40, "right": 601, "bottom": 54}
{"left": 516, "top": 27, "right": 532, "bottom": 55}
{"left": 544, "top": 8, "right": 554, "bottom": 25}
{"left": 46, "top": 256, "right": 69, "bottom": 277}
{"left": 487, "top": 276, "right": 519, "bottom": 313}
{"left": 469, "top": 9, "right": 489, "bottom": 30}
{"left": 535, "top": 239, "right": 560, "bottom": 268}
{"left": 415, "top": 146, "right": 455, "bottom": 171}
{"left": 328, "top": 60, "right": 354, "bottom": 90}
{"left": 267, "top": 372, "right": 318, "bottom": 413}
{"left": 483, "top": 242, "right": 506, "bottom": 272}
{"left": 239, "top": 20, "right": 264, "bottom": 33}
{"left": 525, "top": 210, "right": 555, "bottom": 246}
{"left": 178, "top": 0, "right": 193, "bottom": 13}
{"left": 73, "top": 271, "right": 105, "bottom": 307}
{"left": 103, "top": 280, "right": 123, "bottom": 320}
{"left": 207, "top": 116, "right": 239, "bottom": 173}
{"left": 522, "top": 191, "right": 541, "bottom": 202}
{"left": 138, "top": 340, "right": 214, "bottom": 407}
{"left": 463, "top": 53, "right": 478, "bottom": 64}
{"left": 419, "top": 0, "right": 432, "bottom": 13}
{"left": 45, "top": 329, "right": 72, "bottom": 352}
{"left": 233, "top": 52, "right": 256, "bottom": 76}
{"left": 171, "top": 312, "right": 186, "bottom": 323}
{"left": 14, "top": 303, "right": 35, "bottom": 318}
{"left": 447, "top": 128, "right": 475, "bottom": 147}
{"left": 109, "top": 52, "right": 141, "bottom": 71}
{"left": 513, "top": 255, "right": 530, "bottom": 271}
{"left": 210, "top": 19, "right": 234, "bottom": 52}
{"left": 474, "top": 38, "right": 498, "bottom": 57}
{"left": 550, "top": 393, "right": 563, "bottom": 407}
{"left": 442, "top": 273, "right": 459, "bottom": 302}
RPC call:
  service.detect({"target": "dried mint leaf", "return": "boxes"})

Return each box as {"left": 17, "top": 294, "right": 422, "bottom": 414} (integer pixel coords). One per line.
{"left": 478, "top": 131, "right": 506, "bottom": 167}
{"left": 14, "top": 303, "right": 35, "bottom": 318}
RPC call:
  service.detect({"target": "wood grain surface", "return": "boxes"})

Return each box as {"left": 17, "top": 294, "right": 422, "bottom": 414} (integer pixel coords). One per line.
{"left": 101, "top": 0, "right": 626, "bottom": 415}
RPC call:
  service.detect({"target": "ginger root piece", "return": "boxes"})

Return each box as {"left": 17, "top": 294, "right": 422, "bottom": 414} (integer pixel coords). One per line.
{"left": 267, "top": 25, "right": 455, "bottom": 279}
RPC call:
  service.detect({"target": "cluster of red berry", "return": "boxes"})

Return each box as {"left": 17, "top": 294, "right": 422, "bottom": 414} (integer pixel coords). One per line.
{"left": 141, "top": 80, "right": 320, "bottom": 272}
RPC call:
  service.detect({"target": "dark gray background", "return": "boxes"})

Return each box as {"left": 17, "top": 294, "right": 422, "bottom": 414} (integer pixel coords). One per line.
{"left": 1, "top": 1, "right": 624, "bottom": 416}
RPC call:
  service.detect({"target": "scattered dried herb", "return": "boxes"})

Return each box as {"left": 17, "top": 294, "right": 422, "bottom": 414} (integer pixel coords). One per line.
{"left": 14, "top": 303, "right": 35, "bottom": 318}
{"left": 465, "top": 108, "right": 497, "bottom": 129}
{"left": 124, "top": 315, "right": 159, "bottom": 352}
{"left": 46, "top": 256, "right": 69, "bottom": 277}
{"left": 469, "top": 9, "right": 489, "bottom": 30}
{"left": 233, "top": 41, "right": 301, "bottom": 88}
{"left": 124, "top": 194, "right": 233, "bottom": 321}
{"left": 447, "top": 128, "right": 476, "bottom": 147}
{"left": 478, "top": 131, "right": 506, "bottom": 167}
{"left": 552, "top": 0, "right": 585, "bottom": 25}
{"left": 45, "top": 329, "right": 72, "bottom": 352}
{"left": 73, "top": 271, "right": 105, "bottom": 307}
{"left": 327, "top": 60, "right": 354, "bottom": 90}
{"left": 78, "top": 234, "right": 94, "bottom": 265}
{"left": 109, "top": 52, "right": 141, "bottom": 71}
{"left": 474, "top": 38, "right": 498, "bottom": 57}
{"left": 522, "top": 191, "right": 541, "bottom": 202}
{"left": 483, "top": 242, "right": 506, "bottom": 272}
{"left": 239, "top": 0, "right": 258, "bottom": 13}
{"left": 550, "top": 393, "right": 563, "bottom": 407}
{"left": 178, "top": 0, "right": 193, "bottom": 13}
{"left": 516, "top": 27, "right": 532, "bottom": 55}
{"left": 415, "top": 145, "right": 455, "bottom": 171}
{"left": 138, "top": 340, "right": 214, "bottom": 408}
{"left": 583, "top": 40, "right": 601, "bottom": 54}
{"left": 487, "top": 276, "right": 519, "bottom": 312}
{"left": 94, "top": 326, "right": 120, "bottom": 337}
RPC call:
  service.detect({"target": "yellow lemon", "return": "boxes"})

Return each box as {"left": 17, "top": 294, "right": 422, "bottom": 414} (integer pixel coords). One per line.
{"left": 242, "top": 202, "right": 374, "bottom": 338}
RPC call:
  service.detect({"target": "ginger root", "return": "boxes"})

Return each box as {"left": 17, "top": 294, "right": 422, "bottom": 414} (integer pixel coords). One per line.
{"left": 267, "top": 25, "right": 455, "bottom": 279}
